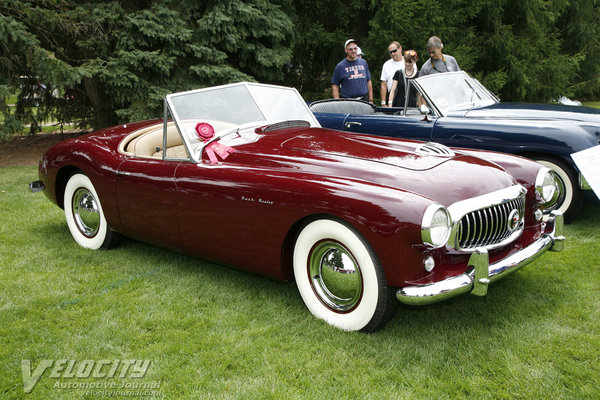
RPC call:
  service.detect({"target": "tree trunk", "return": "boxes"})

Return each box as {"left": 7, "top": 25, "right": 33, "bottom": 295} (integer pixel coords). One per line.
{"left": 83, "top": 77, "right": 118, "bottom": 129}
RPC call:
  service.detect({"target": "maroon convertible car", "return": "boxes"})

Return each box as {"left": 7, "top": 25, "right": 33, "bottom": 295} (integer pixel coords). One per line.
{"left": 30, "top": 82, "right": 565, "bottom": 332}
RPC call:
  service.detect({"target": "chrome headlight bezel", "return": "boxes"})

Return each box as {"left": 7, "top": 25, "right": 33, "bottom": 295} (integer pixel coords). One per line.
{"left": 535, "top": 167, "right": 562, "bottom": 209}
{"left": 421, "top": 204, "right": 452, "bottom": 249}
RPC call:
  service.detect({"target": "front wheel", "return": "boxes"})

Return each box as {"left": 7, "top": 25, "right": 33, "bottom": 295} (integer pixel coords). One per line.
{"left": 533, "top": 157, "right": 582, "bottom": 222}
{"left": 293, "top": 218, "right": 396, "bottom": 332}
{"left": 64, "top": 173, "right": 120, "bottom": 249}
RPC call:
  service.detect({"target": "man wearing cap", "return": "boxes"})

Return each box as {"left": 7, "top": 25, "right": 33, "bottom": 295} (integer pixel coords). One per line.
{"left": 331, "top": 39, "right": 373, "bottom": 102}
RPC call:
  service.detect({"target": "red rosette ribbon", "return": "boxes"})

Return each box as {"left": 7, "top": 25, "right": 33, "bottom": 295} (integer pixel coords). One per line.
{"left": 195, "top": 122, "right": 215, "bottom": 140}
{"left": 195, "top": 122, "right": 236, "bottom": 164}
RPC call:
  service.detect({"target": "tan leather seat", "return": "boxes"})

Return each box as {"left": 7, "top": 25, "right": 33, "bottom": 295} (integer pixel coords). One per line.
{"left": 121, "top": 120, "right": 236, "bottom": 159}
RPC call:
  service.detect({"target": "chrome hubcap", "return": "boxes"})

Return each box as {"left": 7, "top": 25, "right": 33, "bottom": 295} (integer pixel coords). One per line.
{"left": 72, "top": 187, "right": 100, "bottom": 238}
{"left": 308, "top": 241, "right": 362, "bottom": 311}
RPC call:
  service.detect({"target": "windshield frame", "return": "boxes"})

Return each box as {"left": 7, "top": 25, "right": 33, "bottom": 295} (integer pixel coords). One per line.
{"left": 164, "top": 82, "right": 320, "bottom": 163}
{"left": 413, "top": 71, "right": 499, "bottom": 117}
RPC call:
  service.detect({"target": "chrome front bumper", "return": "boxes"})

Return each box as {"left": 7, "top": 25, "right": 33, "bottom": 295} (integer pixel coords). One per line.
{"left": 397, "top": 211, "right": 565, "bottom": 305}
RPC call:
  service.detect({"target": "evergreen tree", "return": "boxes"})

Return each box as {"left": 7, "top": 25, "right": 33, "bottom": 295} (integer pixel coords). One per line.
{"left": 1, "top": 0, "right": 599, "bottom": 138}
{"left": 0, "top": 0, "right": 294, "bottom": 133}
{"left": 556, "top": 0, "right": 600, "bottom": 100}
{"left": 282, "top": 0, "right": 372, "bottom": 99}
{"left": 472, "top": 0, "right": 583, "bottom": 102}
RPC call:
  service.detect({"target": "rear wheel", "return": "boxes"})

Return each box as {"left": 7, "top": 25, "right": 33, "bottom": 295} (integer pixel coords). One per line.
{"left": 64, "top": 173, "right": 120, "bottom": 249}
{"left": 533, "top": 157, "right": 582, "bottom": 222}
{"left": 293, "top": 218, "right": 396, "bottom": 332}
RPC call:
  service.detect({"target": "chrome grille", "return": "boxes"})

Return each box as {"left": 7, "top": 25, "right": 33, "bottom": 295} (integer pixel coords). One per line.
{"left": 455, "top": 194, "right": 526, "bottom": 251}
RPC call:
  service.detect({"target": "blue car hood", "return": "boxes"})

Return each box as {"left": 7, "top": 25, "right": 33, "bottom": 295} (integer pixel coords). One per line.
{"left": 456, "top": 103, "right": 600, "bottom": 124}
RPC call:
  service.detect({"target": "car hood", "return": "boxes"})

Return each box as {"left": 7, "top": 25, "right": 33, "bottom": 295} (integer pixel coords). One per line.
{"left": 241, "top": 128, "right": 517, "bottom": 204}
{"left": 281, "top": 131, "right": 451, "bottom": 171}
{"left": 457, "top": 102, "right": 600, "bottom": 124}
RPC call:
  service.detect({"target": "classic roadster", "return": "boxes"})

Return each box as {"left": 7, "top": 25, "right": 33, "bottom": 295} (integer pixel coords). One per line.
{"left": 310, "top": 71, "right": 600, "bottom": 222}
{"left": 31, "top": 82, "right": 565, "bottom": 332}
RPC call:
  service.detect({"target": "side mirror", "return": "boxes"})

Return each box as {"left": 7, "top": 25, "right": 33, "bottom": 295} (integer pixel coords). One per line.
{"left": 419, "top": 104, "right": 430, "bottom": 115}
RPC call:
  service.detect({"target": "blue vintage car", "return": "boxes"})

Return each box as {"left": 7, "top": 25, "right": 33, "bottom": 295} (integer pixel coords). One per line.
{"left": 310, "top": 71, "right": 600, "bottom": 222}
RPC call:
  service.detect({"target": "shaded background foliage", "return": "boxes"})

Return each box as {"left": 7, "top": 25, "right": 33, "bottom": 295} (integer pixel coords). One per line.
{"left": 1, "top": 0, "right": 599, "bottom": 137}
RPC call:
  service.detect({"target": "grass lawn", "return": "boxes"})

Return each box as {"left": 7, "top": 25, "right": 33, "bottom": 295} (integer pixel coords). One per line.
{"left": 1, "top": 167, "right": 599, "bottom": 399}
{"left": 582, "top": 101, "right": 600, "bottom": 109}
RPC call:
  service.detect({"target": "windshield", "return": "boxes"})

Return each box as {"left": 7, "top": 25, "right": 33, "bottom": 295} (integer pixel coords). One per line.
{"left": 165, "top": 82, "right": 320, "bottom": 161}
{"left": 416, "top": 71, "right": 498, "bottom": 116}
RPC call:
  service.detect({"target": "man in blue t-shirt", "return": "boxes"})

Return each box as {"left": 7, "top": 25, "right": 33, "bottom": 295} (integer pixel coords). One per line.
{"left": 331, "top": 39, "right": 373, "bottom": 102}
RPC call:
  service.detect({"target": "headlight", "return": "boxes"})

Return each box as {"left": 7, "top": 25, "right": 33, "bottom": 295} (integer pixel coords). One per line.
{"left": 421, "top": 204, "right": 451, "bottom": 248}
{"left": 535, "top": 168, "right": 562, "bottom": 209}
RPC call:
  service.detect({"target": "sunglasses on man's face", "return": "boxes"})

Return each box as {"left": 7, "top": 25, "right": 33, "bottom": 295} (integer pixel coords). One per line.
{"left": 389, "top": 49, "right": 398, "bottom": 54}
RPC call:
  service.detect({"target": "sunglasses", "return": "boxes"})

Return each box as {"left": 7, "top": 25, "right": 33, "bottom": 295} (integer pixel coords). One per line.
{"left": 389, "top": 48, "right": 398, "bottom": 54}
{"left": 404, "top": 50, "right": 417, "bottom": 57}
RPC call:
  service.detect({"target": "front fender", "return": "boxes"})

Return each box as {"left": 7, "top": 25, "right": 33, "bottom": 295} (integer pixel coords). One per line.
{"left": 38, "top": 136, "right": 124, "bottom": 232}
{"left": 281, "top": 173, "right": 438, "bottom": 286}
{"left": 433, "top": 118, "right": 599, "bottom": 169}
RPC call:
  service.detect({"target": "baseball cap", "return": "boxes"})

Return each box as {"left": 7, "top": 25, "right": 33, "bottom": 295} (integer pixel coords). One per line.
{"left": 344, "top": 39, "right": 356, "bottom": 49}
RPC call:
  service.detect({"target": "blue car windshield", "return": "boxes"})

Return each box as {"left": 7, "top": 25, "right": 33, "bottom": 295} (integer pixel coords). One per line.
{"left": 416, "top": 71, "right": 498, "bottom": 116}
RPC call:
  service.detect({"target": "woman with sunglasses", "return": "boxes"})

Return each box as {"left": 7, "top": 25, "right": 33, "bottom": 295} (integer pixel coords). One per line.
{"left": 387, "top": 50, "right": 420, "bottom": 108}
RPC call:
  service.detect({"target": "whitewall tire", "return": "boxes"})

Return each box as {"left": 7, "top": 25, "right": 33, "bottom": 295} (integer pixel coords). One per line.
{"left": 293, "top": 218, "right": 396, "bottom": 332}
{"left": 64, "top": 173, "right": 119, "bottom": 249}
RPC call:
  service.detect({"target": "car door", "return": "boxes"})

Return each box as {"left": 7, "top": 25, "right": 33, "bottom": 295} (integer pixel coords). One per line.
{"left": 341, "top": 112, "right": 436, "bottom": 142}
{"left": 430, "top": 117, "right": 525, "bottom": 155}
{"left": 174, "top": 161, "right": 292, "bottom": 278}
{"left": 116, "top": 158, "right": 182, "bottom": 251}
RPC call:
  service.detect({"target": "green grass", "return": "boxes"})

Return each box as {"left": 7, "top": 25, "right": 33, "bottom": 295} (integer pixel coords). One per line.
{"left": 582, "top": 101, "right": 600, "bottom": 109}
{"left": 6, "top": 93, "right": 18, "bottom": 105}
{"left": 1, "top": 167, "right": 599, "bottom": 399}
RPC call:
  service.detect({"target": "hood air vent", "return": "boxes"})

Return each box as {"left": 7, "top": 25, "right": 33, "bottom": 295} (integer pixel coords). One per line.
{"left": 257, "top": 120, "right": 311, "bottom": 134}
{"left": 416, "top": 142, "right": 455, "bottom": 157}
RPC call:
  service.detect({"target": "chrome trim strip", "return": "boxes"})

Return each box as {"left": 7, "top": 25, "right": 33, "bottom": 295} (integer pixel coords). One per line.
{"left": 447, "top": 185, "right": 526, "bottom": 223}
{"left": 397, "top": 211, "right": 564, "bottom": 306}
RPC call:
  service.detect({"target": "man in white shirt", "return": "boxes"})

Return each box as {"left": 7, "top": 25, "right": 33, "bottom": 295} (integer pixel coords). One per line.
{"left": 380, "top": 41, "right": 405, "bottom": 106}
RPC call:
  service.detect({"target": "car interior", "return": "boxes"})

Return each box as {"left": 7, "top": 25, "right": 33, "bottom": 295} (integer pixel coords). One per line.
{"left": 309, "top": 98, "right": 426, "bottom": 117}
{"left": 118, "top": 120, "right": 235, "bottom": 160}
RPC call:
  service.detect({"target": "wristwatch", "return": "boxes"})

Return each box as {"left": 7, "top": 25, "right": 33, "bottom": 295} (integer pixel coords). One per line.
{"left": 381, "top": 101, "right": 386, "bottom": 105}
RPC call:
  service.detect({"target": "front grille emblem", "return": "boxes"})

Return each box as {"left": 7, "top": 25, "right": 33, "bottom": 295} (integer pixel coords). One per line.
{"left": 507, "top": 209, "right": 521, "bottom": 231}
